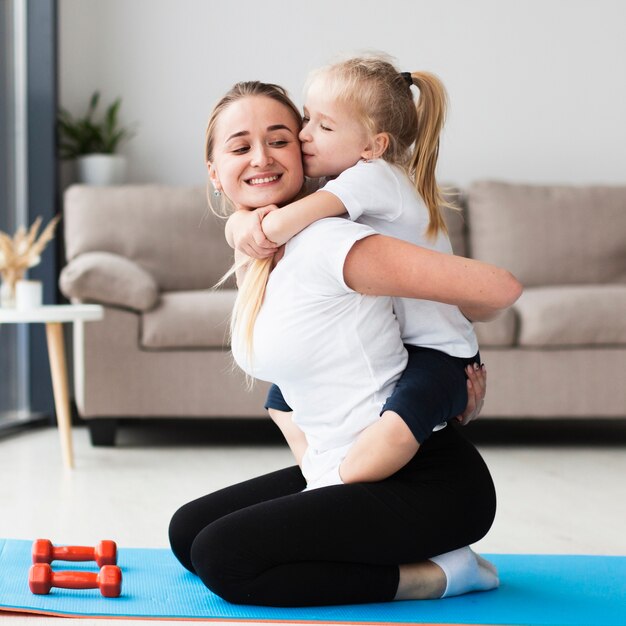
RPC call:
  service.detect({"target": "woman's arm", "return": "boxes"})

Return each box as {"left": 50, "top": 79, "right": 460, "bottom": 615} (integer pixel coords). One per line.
{"left": 458, "top": 304, "right": 504, "bottom": 323}
{"left": 340, "top": 235, "right": 516, "bottom": 485}
{"left": 344, "top": 234, "right": 523, "bottom": 314}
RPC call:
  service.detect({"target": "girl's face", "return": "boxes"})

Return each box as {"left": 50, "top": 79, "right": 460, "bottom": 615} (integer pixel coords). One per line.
{"left": 299, "top": 79, "right": 371, "bottom": 179}
{"left": 208, "top": 96, "right": 304, "bottom": 210}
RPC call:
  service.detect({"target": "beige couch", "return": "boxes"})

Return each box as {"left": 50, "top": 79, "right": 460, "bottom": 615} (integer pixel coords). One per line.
{"left": 60, "top": 182, "right": 626, "bottom": 445}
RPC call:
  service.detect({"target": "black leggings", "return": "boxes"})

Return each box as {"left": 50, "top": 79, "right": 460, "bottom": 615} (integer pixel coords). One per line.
{"left": 168, "top": 423, "right": 496, "bottom": 607}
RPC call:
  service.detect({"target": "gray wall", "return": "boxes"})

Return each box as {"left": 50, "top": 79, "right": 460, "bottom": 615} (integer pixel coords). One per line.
{"left": 58, "top": 0, "right": 626, "bottom": 187}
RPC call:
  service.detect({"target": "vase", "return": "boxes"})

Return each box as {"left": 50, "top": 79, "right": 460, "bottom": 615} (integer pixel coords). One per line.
{"left": 76, "top": 154, "right": 127, "bottom": 186}
{"left": 15, "top": 279, "right": 43, "bottom": 310}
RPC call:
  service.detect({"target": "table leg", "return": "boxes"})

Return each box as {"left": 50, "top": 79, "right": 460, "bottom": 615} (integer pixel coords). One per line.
{"left": 45, "top": 322, "right": 74, "bottom": 469}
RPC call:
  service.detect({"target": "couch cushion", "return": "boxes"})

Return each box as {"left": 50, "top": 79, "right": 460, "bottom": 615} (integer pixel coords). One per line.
{"left": 515, "top": 285, "right": 626, "bottom": 347}
{"left": 141, "top": 290, "right": 237, "bottom": 349}
{"left": 467, "top": 182, "right": 626, "bottom": 287}
{"left": 59, "top": 251, "right": 159, "bottom": 312}
{"left": 64, "top": 185, "right": 235, "bottom": 291}
{"left": 473, "top": 308, "right": 517, "bottom": 347}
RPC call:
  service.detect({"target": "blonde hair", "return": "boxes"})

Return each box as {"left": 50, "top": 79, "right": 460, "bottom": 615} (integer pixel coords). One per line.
{"left": 205, "top": 82, "right": 302, "bottom": 369}
{"left": 307, "top": 55, "right": 452, "bottom": 239}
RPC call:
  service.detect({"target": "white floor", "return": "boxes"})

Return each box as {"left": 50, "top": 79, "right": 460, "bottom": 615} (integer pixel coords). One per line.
{"left": 1, "top": 418, "right": 625, "bottom": 625}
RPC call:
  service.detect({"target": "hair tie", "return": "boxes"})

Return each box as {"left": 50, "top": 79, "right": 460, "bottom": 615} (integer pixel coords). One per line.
{"left": 400, "top": 72, "right": 413, "bottom": 88}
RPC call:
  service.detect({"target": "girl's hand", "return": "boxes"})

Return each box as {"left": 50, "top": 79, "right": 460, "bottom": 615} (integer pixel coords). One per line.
{"left": 455, "top": 363, "right": 487, "bottom": 426}
{"left": 231, "top": 207, "right": 279, "bottom": 259}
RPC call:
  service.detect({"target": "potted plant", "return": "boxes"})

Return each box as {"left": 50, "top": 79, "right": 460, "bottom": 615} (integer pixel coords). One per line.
{"left": 57, "top": 91, "right": 133, "bottom": 185}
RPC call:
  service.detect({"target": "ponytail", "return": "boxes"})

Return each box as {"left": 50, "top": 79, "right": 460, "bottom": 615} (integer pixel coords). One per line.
{"left": 407, "top": 71, "right": 450, "bottom": 240}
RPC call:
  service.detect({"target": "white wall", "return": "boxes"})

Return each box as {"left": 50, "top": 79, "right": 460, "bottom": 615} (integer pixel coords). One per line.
{"left": 59, "top": 0, "right": 626, "bottom": 187}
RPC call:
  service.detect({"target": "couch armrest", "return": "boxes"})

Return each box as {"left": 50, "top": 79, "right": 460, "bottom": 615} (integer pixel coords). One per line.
{"left": 59, "top": 251, "right": 160, "bottom": 312}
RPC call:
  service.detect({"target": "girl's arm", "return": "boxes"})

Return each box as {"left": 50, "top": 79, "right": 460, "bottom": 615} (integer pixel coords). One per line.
{"left": 225, "top": 208, "right": 278, "bottom": 259}
{"left": 225, "top": 191, "right": 344, "bottom": 258}
{"left": 344, "top": 234, "right": 523, "bottom": 315}
{"left": 259, "top": 191, "right": 347, "bottom": 247}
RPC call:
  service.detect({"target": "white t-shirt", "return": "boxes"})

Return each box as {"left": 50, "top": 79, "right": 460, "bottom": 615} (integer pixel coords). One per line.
{"left": 322, "top": 160, "right": 478, "bottom": 357}
{"left": 232, "top": 219, "right": 408, "bottom": 489}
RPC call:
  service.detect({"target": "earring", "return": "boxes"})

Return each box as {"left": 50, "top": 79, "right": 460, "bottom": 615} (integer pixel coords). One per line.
{"left": 213, "top": 189, "right": 222, "bottom": 197}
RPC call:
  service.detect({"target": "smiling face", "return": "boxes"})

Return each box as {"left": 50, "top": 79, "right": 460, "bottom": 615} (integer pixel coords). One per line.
{"left": 208, "top": 95, "right": 304, "bottom": 210}
{"left": 299, "top": 78, "right": 372, "bottom": 179}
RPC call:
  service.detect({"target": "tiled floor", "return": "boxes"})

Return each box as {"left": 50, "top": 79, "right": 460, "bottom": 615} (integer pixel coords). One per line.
{"left": 1, "top": 417, "right": 625, "bottom": 625}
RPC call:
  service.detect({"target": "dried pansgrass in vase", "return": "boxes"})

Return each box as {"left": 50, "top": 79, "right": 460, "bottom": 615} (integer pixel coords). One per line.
{"left": 0, "top": 215, "right": 60, "bottom": 306}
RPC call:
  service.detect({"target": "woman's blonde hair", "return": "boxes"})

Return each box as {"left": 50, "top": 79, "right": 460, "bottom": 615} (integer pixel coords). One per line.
{"left": 307, "top": 54, "right": 452, "bottom": 239}
{"left": 205, "top": 82, "right": 303, "bottom": 369}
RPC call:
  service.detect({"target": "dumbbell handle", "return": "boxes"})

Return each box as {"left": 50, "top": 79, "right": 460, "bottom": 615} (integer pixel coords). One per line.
{"left": 49, "top": 569, "right": 102, "bottom": 590}
{"left": 48, "top": 545, "right": 99, "bottom": 562}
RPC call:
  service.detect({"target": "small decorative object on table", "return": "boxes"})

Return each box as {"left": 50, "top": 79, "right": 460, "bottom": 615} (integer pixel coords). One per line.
{"left": 0, "top": 215, "right": 59, "bottom": 308}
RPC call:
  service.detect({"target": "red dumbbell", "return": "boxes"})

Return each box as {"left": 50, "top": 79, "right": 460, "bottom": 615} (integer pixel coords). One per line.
{"left": 29, "top": 563, "right": 122, "bottom": 597}
{"left": 32, "top": 539, "right": 117, "bottom": 567}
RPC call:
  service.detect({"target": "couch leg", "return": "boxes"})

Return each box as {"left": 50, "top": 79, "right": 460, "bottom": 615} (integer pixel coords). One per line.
{"left": 88, "top": 419, "right": 117, "bottom": 447}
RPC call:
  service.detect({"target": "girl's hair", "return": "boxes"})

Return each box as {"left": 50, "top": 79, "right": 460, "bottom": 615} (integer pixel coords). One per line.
{"left": 205, "top": 81, "right": 302, "bottom": 371}
{"left": 307, "top": 55, "right": 451, "bottom": 239}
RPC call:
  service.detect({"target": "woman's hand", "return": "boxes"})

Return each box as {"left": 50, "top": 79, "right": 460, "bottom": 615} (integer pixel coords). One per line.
{"left": 455, "top": 363, "right": 487, "bottom": 426}
{"left": 226, "top": 207, "right": 279, "bottom": 259}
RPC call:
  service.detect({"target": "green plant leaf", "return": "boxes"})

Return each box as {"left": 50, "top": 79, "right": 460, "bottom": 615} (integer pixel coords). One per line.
{"left": 56, "top": 91, "right": 132, "bottom": 157}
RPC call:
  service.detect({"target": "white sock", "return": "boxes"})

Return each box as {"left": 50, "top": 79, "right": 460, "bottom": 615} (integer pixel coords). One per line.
{"left": 429, "top": 546, "right": 499, "bottom": 598}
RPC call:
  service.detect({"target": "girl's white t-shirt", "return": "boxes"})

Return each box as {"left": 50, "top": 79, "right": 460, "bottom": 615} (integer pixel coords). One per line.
{"left": 232, "top": 218, "right": 407, "bottom": 489}
{"left": 322, "top": 160, "right": 478, "bottom": 357}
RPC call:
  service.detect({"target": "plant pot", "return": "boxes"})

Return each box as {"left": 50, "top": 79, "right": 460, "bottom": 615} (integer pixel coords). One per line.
{"left": 76, "top": 154, "right": 127, "bottom": 186}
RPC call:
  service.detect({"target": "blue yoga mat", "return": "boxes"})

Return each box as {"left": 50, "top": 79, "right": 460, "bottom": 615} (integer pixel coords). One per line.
{"left": 1, "top": 539, "right": 625, "bottom": 625}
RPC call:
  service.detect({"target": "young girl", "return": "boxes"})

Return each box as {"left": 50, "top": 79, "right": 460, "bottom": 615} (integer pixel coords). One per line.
{"left": 224, "top": 56, "right": 486, "bottom": 484}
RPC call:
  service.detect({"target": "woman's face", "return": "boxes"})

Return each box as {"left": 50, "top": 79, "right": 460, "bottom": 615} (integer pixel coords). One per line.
{"left": 208, "top": 96, "right": 304, "bottom": 210}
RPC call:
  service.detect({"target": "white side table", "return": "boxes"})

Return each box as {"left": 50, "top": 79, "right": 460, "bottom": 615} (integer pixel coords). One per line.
{"left": 0, "top": 304, "right": 104, "bottom": 469}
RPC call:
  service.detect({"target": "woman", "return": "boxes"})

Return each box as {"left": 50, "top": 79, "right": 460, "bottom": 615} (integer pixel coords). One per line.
{"left": 169, "top": 81, "right": 522, "bottom": 607}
